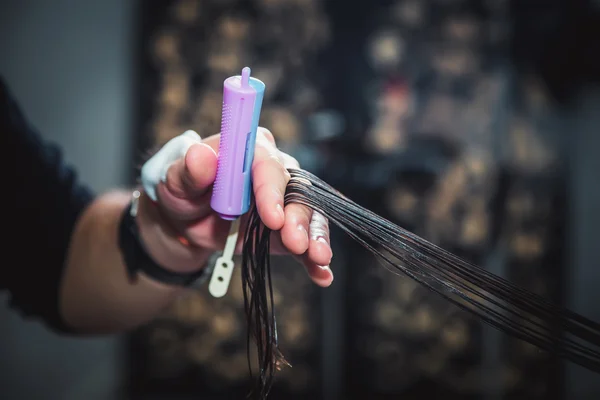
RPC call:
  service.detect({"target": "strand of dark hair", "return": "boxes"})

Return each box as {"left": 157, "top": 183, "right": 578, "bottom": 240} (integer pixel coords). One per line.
{"left": 240, "top": 167, "right": 600, "bottom": 398}
{"left": 241, "top": 203, "right": 289, "bottom": 399}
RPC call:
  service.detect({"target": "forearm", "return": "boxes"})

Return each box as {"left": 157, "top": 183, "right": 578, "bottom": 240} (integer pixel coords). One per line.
{"left": 59, "top": 190, "right": 209, "bottom": 334}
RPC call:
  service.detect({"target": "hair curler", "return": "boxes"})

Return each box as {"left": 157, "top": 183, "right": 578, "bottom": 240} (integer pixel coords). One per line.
{"left": 209, "top": 67, "right": 265, "bottom": 298}
{"left": 210, "top": 66, "right": 266, "bottom": 220}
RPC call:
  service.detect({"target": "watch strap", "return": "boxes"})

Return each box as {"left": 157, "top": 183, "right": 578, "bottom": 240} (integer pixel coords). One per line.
{"left": 118, "top": 198, "right": 211, "bottom": 287}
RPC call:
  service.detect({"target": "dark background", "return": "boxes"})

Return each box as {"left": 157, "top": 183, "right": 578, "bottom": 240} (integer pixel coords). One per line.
{"left": 0, "top": 0, "right": 599, "bottom": 399}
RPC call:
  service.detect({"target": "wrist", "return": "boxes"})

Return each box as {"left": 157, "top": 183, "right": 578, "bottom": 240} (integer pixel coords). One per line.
{"left": 135, "top": 190, "right": 211, "bottom": 274}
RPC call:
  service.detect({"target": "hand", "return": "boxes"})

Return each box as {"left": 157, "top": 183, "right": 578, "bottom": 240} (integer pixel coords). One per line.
{"left": 136, "top": 128, "right": 334, "bottom": 287}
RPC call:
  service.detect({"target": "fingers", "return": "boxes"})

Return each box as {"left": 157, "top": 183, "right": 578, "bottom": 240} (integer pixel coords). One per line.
{"left": 154, "top": 127, "right": 291, "bottom": 249}
{"left": 280, "top": 201, "right": 332, "bottom": 265}
{"left": 151, "top": 127, "right": 336, "bottom": 289}
{"left": 164, "top": 143, "right": 217, "bottom": 198}
{"left": 280, "top": 143, "right": 309, "bottom": 249}
{"left": 251, "top": 128, "right": 290, "bottom": 231}
{"left": 251, "top": 127, "right": 334, "bottom": 284}
{"left": 243, "top": 228, "right": 334, "bottom": 287}
{"left": 257, "top": 127, "right": 276, "bottom": 146}
{"left": 279, "top": 151, "right": 300, "bottom": 170}
{"left": 279, "top": 207, "right": 334, "bottom": 286}
{"left": 302, "top": 260, "right": 334, "bottom": 287}
{"left": 199, "top": 134, "right": 221, "bottom": 153}
{"left": 157, "top": 142, "right": 218, "bottom": 221}
{"left": 307, "top": 211, "right": 332, "bottom": 265}
{"left": 280, "top": 204, "right": 311, "bottom": 255}
{"left": 297, "top": 211, "right": 334, "bottom": 286}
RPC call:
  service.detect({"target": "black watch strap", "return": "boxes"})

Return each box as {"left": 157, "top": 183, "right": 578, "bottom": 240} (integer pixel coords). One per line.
{"left": 118, "top": 192, "right": 212, "bottom": 287}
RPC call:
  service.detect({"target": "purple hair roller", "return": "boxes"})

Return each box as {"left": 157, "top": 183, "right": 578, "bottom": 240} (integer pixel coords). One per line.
{"left": 211, "top": 66, "right": 266, "bottom": 220}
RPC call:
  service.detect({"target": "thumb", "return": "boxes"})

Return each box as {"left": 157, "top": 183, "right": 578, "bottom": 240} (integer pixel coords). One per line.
{"left": 141, "top": 131, "right": 218, "bottom": 221}
{"left": 140, "top": 130, "right": 202, "bottom": 201}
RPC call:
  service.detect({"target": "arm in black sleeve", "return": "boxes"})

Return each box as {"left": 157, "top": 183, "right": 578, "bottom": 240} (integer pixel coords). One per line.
{"left": 0, "top": 77, "right": 96, "bottom": 333}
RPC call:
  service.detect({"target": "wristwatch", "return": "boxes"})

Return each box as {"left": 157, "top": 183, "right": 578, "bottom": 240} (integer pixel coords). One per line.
{"left": 118, "top": 190, "right": 214, "bottom": 287}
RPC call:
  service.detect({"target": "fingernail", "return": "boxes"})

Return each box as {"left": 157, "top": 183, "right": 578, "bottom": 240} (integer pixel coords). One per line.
{"left": 297, "top": 224, "right": 308, "bottom": 238}
{"left": 318, "top": 265, "right": 334, "bottom": 283}
{"left": 315, "top": 236, "right": 328, "bottom": 245}
{"left": 309, "top": 212, "right": 328, "bottom": 241}
{"left": 276, "top": 203, "right": 284, "bottom": 219}
{"left": 160, "top": 162, "right": 171, "bottom": 183}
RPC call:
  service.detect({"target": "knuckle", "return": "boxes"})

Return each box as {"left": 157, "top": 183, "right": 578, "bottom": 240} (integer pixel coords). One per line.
{"left": 280, "top": 151, "right": 300, "bottom": 169}
{"left": 254, "top": 180, "right": 282, "bottom": 201}
{"left": 254, "top": 139, "right": 277, "bottom": 158}
{"left": 253, "top": 151, "right": 286, "bottom": 174}
{"left": 258, "top": 127, "right": 276, "bottom": 145}
{"left": 299, "top": 206, "right": 313, "bottom": 221}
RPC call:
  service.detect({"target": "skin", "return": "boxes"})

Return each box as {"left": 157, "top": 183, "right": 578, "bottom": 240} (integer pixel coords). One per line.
{"left": 59, "top": 128, "right": 333, "bottom": 334}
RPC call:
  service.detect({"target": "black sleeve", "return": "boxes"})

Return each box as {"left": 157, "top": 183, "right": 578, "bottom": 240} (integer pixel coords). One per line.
{"left": 0, "top": 77, "right": 96, "bottom": 333}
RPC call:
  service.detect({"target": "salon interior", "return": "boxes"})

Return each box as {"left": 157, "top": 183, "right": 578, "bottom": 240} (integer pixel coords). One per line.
{"left": 1, "top": 1, "right": 599, "bottom": 399}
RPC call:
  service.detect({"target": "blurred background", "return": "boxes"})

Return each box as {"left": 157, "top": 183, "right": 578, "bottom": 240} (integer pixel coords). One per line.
{"left": 0, "top": 0, "right": 599, "bottom": 399}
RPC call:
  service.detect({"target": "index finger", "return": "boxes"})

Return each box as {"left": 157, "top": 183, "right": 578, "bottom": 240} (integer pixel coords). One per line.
{"left": 203, "top": 128, "right": 289, "bottom": 230}
{"left": 251, "top": 128, "right": 289, "bottom": 231}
